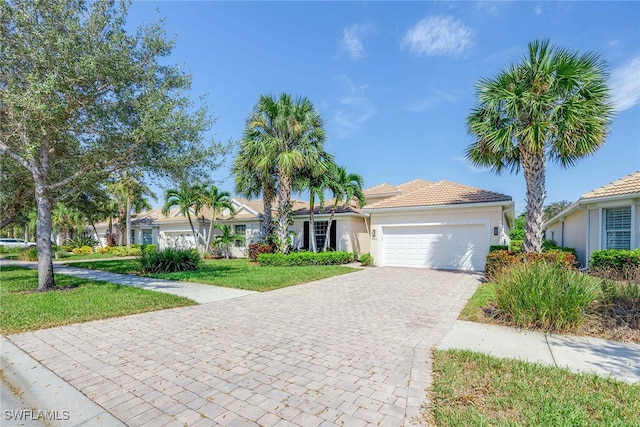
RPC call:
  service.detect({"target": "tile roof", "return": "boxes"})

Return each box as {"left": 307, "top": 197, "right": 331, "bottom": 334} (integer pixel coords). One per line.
{"left": 581, "top": 171, "right": 640, "bottom": 200}
{"left": 363, "top": 180, "right": 512, "bottom": 209}
{"left": 363, "top": 183, "right": 400, "bottom": 196}
{"left": 395, "top": 179, "right": 432, "bottom": 194}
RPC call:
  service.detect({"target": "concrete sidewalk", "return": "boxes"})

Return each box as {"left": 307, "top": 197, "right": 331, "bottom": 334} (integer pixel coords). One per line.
{"left": 1, "top": 260, "right": 256, "bottom": 304}
{"left": 437, "top": 320, "right": 640, "bottom": 384}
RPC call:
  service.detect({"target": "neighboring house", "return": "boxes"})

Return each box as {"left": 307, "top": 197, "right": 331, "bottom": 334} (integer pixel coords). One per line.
{"left": 363, "top": 179, "right": 514, "bottom": 271}
{"left": 544, "top": 171, "right": 640, "bottom": 268}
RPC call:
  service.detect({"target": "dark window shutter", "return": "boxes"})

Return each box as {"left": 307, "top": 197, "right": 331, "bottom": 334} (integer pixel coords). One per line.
{"left": 330, "top": 220, "right": 337, "bottom": 250}
{"left": 303, "top": 221, "right": 309, "bottom": 250}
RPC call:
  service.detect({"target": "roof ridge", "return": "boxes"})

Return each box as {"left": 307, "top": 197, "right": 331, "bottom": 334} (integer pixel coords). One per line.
{"left": 581, "top": 170, "right": 640, "bottom": 199}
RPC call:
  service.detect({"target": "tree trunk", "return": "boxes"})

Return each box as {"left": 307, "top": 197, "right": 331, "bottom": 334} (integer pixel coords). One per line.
{"left": 309, "top": 192, "right": 316, "bottom": 252}
{"left": 92, "top": 223, "right": 102, "bottom": 247}
{"left": 261, "top": 181, "right": 275, "bottom": 244}
{"left": 35, "top": 183, "right": 55, "bottom": 291}
{"left": 275, "top": 172, "right": 292, "bottom": 253}
{"left": 521, "top": 145, "right": 546, "bottom": 253}
{"left": 126, "top": 195, "right": 132, "bottom": 248}
{"left": 206, "top": 212, "right": 216, "bottom": 255}
{"left": 186, "top": 213, "right": 199, "bottom": 252}
{"left": 323, "top": 200, "right": 339, "bottom": 252}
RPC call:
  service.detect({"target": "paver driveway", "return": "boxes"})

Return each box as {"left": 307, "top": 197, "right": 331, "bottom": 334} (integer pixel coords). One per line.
{"left": 9, "top": 267, "right": 480, "bottom": 426}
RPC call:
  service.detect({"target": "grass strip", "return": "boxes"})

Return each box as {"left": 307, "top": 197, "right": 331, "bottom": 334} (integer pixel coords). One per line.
{"left": 430, "top": 349, "right": 640, "bottom": 427}
{"left": 0, "top": 266, "right": 195, "bottom": 335}
{"left": 68, "top": 258, "right": 359, "bottom": 292}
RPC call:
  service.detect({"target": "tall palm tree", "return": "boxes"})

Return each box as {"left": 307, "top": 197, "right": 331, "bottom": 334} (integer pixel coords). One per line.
{"left": 162, "top": 184, "right": 205, "bottom": 252}
{"left": 466, "top": 39, "right": 612, "bottom": 252}
{"left": 109, "top": 172, "right": 156, "bottom": 248}
{"left": 233, "top": 137, "right": 277, "bottom": 243}
{"left": 243, "top": 93, "right": 327, "bottom": 253}
{"left": 202, "top": 184, "right": 235, "bottom": 255}
{"left": 296, "top": 155, "right": 334, "bottom": 252}
{"left": 323, "top": 164, "right": 366, "bottom": 252}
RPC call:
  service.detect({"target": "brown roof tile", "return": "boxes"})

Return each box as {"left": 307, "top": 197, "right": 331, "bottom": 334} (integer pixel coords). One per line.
{"left": 395, "top": 178, "right": 432, "bottom": 193}
{"left": 363, "top": 183, "right": 400, "bottom": 196}
{"left": 363, "top": 180, "right": 512, "bottom": 209}
{"left": 581, "top": 171, "right": 640, "bottom": 200}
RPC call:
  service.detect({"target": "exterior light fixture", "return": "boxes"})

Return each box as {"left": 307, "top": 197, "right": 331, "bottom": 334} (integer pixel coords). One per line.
{"left": 372, "top": 229, "right": 376, "bottom": 238}
{"left": 493, "top": 227, "right": 499, "bottom": 236}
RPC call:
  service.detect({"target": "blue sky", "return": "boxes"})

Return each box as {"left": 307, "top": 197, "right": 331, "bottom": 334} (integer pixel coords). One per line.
{"left": 127, "top": 1, "right": 640, "bottom": 213}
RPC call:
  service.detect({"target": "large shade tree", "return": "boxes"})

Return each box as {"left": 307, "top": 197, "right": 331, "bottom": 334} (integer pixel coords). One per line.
{"left": 466, "top": 39, "right": 613, "bottom": 252}
{"left": 241, "top": 93, "right": 327, "bottom": 253}
{"left": 0, "top": 0, "right": 220, "bottom": 290}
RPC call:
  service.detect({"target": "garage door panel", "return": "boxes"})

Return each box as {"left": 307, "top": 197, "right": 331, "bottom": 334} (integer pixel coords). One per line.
{"left": 381, "top": 224, "right": 488, "bottom": 271}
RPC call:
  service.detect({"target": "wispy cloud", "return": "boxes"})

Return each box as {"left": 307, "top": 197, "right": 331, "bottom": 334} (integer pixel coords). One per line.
{"left": 534, "top": 4, "right": 543, "bottom": 15}
{"left": 454, "top": 157, "right": 491, "bottom": 174}
{"left": 401, "top": 15, "right": 473, "bottom": 57}
{"left": 341, "top": 23, "right": 372, "bottom": 61}
{"left": 406, "top": 90, "right": 458, "bottom": 112}
{"left": 331, "top": 75, "right": 376, "bottom": 137}
{"left": 610, "top": 56, "right": 640, "bottom": 112}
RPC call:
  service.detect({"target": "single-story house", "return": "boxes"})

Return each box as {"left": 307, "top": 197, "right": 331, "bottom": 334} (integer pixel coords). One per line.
{"left": 89, "top": 178, "right": 514, "bottom": 271}
{"left": 544, "top": 170, "right": 640, "bottom": 267}
{"left": 362, "top": 179, "right": 514, "bottom": 271}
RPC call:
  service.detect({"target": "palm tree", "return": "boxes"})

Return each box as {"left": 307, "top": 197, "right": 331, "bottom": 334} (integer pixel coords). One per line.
{"left": 52, "top": 203, "right": 84, "bottom": 245}
{"left": 243, "top": 93, "right": 327, "bottom": 253}
{"left": 466, "top": 39, "right": 612, "bottom": 252}
{"left": 212, "top": 224, "right": 245, "bottom": 259}
{"left": 296, "top": 155, "right": 334, "bottom": 252}
{"left": 233, "top": 138, "right": 277, "bottom": 243}
{"left": 323, "top": 164, "right": 366, "bottom": 251}
{"left": 202, "top": 184, "right": 235, "bottom": 255}
{"left": 108, "top": 172, "right": 156, "bottom": 248}
{"left": 162, "top": 184, "right": 205, "bottom": 252}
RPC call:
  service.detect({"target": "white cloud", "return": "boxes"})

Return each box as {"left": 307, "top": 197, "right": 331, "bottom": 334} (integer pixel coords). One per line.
{"left": 341, "top": 23, "right": 372, "bottom": 61}
{"left": 534, "top": 4, "right": 543, "bottom": 15}
{"left": 331, "top": 75, "right": 376, "bottom": 137}
{"left": 401, "top": 15, "right": 473, "bottom": 57}
{"left": 610, "top": 56, "right": 640, "bottom": 112}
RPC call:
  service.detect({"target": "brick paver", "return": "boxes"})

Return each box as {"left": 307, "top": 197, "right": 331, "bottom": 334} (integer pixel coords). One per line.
{"left": 9, "top": 267, "right": 479, "bottom": 426}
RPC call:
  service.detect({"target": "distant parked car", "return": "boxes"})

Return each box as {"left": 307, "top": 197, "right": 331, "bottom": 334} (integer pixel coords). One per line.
{"left": 0, "top": 238, "right": 37, "bottom": 249}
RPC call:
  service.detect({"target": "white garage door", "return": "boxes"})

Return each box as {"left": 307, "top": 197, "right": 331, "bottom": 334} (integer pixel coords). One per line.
{"left": 381, "top": 224, "right": 488, "bottom": 271}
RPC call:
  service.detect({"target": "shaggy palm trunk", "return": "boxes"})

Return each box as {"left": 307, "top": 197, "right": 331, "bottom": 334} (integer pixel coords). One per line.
{"left": 126, "top": 195, "right": 132, "bottom": 248}
{"left": 521, "top": 145, "right": 546, "bottom": 253}
{"left": 35, "top": 182, "right": 55, "bottom": 291}
{"left": 275, "top": 172, "right": 292, "bottom": 253}
{"left": 206, "top": 210, "right": 216, "bottom": 255}
{"left": 261, "top": 181, "right": 276, "bottom": 244}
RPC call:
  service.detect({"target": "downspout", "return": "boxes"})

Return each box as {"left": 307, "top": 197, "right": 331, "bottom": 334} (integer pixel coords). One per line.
{"left": 501, "top": 206, "right": 514, "bottom": 245}
{"left": 577, "top": 204, "right": 588, "bottom": 269}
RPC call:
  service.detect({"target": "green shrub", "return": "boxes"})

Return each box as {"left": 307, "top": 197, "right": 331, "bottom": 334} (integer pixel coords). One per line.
{"left": 509, "top": 239, "right": 523, "bottom": 252}
{"left": 257, "top": 251, "right": 356, "bottom": 266}
{"left": 359, "top": 253, "right": 374, "bottom": 267}
{"left": 140, "top": 249, "right": 201, "bottom": 273}
{"left": 19, "top": 247, "right": 38, "bottom": 261}
{"left": 489, "top": 245, "right": 509, "bottom": 252}
{"left": 494, "top": 262, "right": 601, "bottom": 332}
{"left": 485, "top": 249, "right": 578, "bottom": 282}
{"left": 110, "top": 246, "right": 142, "bottom": 257}
{"left": 141, "top": 244, "right": 157, "bottom": 254}
{"left": 509, "top": 228, "right": 524, "bottom": 240}
{"left": 597, "top": 280, "right": 640, "bottom": 330}
{"left": 248, "top": 243, "right": 275, "bottom": 261}
{"left": 590, "top": 249, "right": 640, "bottom": 271}
{"left": 71, "top": 245, "right": 92, "bottom": 255}
{"left": 67, "top": 235, "right": 99, "bottom": 249}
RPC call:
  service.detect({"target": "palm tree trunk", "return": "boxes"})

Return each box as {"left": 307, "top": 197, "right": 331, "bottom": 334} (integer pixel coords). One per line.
{"left": 206, "top": 209, "right": 216, "bottom": 255}
{"left": 186, "top": 213, "right": 199, "bottom": 252}
{"left": 126, "top": 195, "right": 132, "bottom": 248}
{"left": 92, "top": 223, "right": 102, "bottom": 247}
{"left": 275, "top": 172, "right": 292, "bottom": 253}
{"left": 262, "top": 181, "right": 275, "bottom": 244}
{"left": 309, "top": 192, "right": 316, "bottom": 252}
{"left": 323, "top": 200, "right": 339, "bottom": 251}
{"left": 521, "top": 145, "right": 546, "bottom": 253}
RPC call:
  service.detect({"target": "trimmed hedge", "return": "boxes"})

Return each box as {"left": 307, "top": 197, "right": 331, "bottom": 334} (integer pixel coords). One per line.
{"left": 485, "top": 249, "right": 578, "bottom": 282}
{"left": 258, "top": 251, "right": 356, "bottom": 266}
{"left": 359, "top": 253, "right": 374, "bottom": 267}
{"left": 489, "top": 245, "right": 509, "bottom": 252}
{"left": 590, "top": 249, "right": 640, "bottom": 271}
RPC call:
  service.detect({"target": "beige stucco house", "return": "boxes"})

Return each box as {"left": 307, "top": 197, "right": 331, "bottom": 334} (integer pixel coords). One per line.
{"left": 90, "top": 178, "right": 514, "bottom": 271}
{"left": 544, "top": 170, "right": 640, "bottom": 267}
{"left": 362, "top": 179, "right": 514, "bottom": 271}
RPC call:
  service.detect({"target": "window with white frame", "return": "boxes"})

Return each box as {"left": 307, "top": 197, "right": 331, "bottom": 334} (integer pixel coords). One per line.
{"left": 234, "top": 224, "right": 246, "bottom": 247}
{"left": 314, "top": 221, "right": 328, "bottom": 249}
{"left": 604, "top": 207, "right": 631, "bottom": 249}
{"left": 142, "top": 229, "right": 153, "bottom": 245}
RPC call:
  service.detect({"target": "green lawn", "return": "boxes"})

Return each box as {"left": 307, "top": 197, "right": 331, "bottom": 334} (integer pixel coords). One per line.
{"left": 66, "top": 258, "right": 360, "bottom": 292}
{"left": 0, "top": 266, "right": 196, "bottom": 335}
{"left": 458, "top": 282, "right": 496, "bottom": 322}
{"left": 429, "top": 349, "right": 640, "bottom": 426}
